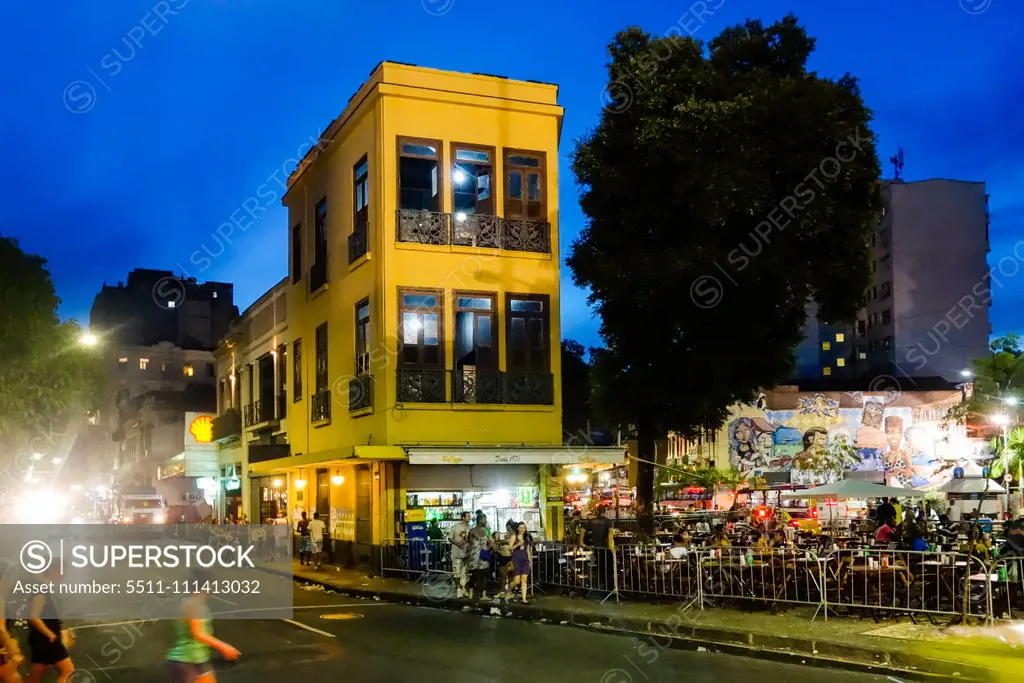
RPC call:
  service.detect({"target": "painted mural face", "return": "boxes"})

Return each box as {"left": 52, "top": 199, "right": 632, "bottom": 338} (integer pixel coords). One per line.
{"left": 724, "top": 391, "right": 989, "bottom": 488}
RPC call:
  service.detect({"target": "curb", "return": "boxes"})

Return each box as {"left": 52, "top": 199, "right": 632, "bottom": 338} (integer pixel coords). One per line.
{"left": 287, "top": 571, "right": 989, "bottom": 681}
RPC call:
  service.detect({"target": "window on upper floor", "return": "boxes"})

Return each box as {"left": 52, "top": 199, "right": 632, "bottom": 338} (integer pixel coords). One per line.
{"left": 398, "top": 290, "right": 442, "bottom": 367}
{"left": 879, "top": 281, "right": 892, "bottom": 300}
{"left": 506, "top": 294, "right": 550, "bottom": 373}
{"left": 355, "top": 299, "right": 370, "bottom": 375}
{"left": 398, "top": 139, "right": 441, "bottom": 212}
{"left": 350, "top": 156, "right": 369, "bottom": 263}
{"left": 315, "top": 324, "right": 328, "bottom": 394}
{"left": 293, "top": 340, "right": 303, "bottom": 402}
{"left": 312, "top": 198, "right": 328, "bottom": 290}
{"left": 139, "top": 358, "right": 149, "bottom": 370}
{"left": 454, "top": 293, "right": 497, "bottom": 372}
{"left": 291, "top": 223, "right": 302, "bottom": 283}
{"left": 882, "top": 309, "right": 892, "bottom": 325}
{"left": 504, "top": 150, "right": 546, "bottom": 221}
{"left": 183, "top": 365, "right": 194, "bottom": 377}
{"left": 451, "top": 145, "right": 494, "bottom": 220}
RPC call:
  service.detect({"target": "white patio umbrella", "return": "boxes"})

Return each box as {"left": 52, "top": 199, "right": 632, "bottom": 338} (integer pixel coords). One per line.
{"left": 781, "top": 478, "right": 927, "bottom": 501}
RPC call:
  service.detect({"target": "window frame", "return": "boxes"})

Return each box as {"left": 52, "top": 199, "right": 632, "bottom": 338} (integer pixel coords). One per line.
{"left": 450, "top": 142, "right": 496, "bottom": 218}
{"left": 397, "top": 137, "right": 444, "bottom": 213}
{"left": 353, "top": 155, "right": 369, "bottom": 238}
{"left": 453, "top": 290, "right": 498, "bottom": 372}
{"left": 355, "top": 298, "right": 371, "bottom": 376}
{"left": 397, "top": 287, "right": 445, "bottom": 368}
{"left": 505, "top": 293, "right": 551, "bottom": 373}
{"left": 292, "top": 339, "right": 303, "bottom": 402}
{"left": 314, "top": 323, "right": 329, "bottom": 394}
{"left": 503, "top": 148, "right": 547, "bottom": 221}
{"left": 291, "top": 222, "right": 302, "bottom": 284}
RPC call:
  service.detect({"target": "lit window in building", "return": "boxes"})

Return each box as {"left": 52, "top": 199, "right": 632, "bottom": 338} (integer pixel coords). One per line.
{"left": 822, "top": 341, "right": 831, "bottom": 351}
{"left": 859, "top": 352, "right": 867, "bottom": 360}
{"left": 118, "top": 357, "right": 128, "bottom": 364}
{"left": 837, "top": 358, "right": 846, "bottom": 367}
{"left": 167, "top": 300, "right": 176, "bottom": 309}
{"left": 822, "top": 367, "right": 832, "bottom": 376}
{"left": 183, "top": 365, "right": 194, "bottom": 377}
{"left": 139, "top": 358, "right": 149, "bottom": 370}
{"left": 836, "top": 333, "right": 845, "bottom": 343}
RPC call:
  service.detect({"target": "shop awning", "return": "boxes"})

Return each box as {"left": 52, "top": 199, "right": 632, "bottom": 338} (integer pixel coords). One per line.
{"left": 406, "top": 446, "right": 626, "bottom": 466}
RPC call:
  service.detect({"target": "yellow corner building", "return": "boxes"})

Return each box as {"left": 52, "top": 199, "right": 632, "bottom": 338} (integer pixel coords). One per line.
{"left": 248, "top": 62, "right": 625, "bottom": 568}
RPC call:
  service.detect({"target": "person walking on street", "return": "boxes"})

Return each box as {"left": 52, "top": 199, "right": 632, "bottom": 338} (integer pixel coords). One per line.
{"left": 25, "top": 565, "right": 74, "bottom": 683}
{"left": 307, "top": 512, "right": 327, "bottom": 569}
{"left": 505, "top": 522, "right": 533, "bottom": 604}
{"left": 466, "top": 514, "right": 492, "bottom": 600}
{"left": 446, "top": 511, "right": 472, "bottom": 598}
{"left": 297, "top": 511, "right": 311, "bottom": 566}
{"left": 165, "top": 570, "right": 240, "bottom": 683}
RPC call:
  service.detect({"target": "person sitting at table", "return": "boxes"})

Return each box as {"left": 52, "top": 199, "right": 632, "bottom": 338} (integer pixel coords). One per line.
{"left": 875, "top": 518, "right": 898, "bottom": 544}
{"left": 905, "top": 523, "right": 930, "bottom": 552}
{"left": 694, "top": 518, "right": 711, "bottom": 535}
{"left": 970, "top": 531, "right": 993, "bottom": 561}
{"left": 668, "top": 533, "right": 690, "bottom": 558}
{"left": 708, "top": 525, "right": 731, "bottom": 547}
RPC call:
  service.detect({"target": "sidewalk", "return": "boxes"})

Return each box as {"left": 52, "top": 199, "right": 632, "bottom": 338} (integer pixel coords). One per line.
{"left": 286, "top": 561, "right": 1008, "bottom": 680}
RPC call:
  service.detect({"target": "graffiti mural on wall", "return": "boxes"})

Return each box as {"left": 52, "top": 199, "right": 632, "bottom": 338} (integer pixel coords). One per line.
{"left": 726, "top": 392, "right": 983, "bottom": 488}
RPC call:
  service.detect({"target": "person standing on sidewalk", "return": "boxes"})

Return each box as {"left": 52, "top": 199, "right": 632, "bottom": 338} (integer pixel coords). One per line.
{"left": 307, "top": 512, "right": 328, "bottom": 569}
{"left": 506, "top": 522, "right": 534, "bottom": 604}
{"left": 446, "top": 511, "right": 472, "bottom": 598}
{"left": 466, "top": 514, "right": 492, "bottom": 600}
{"left": 296, "top": 511, "right": 312, "bottom": 566}
{"left": 581, "top": 506, "right": 615, "bottom": 591}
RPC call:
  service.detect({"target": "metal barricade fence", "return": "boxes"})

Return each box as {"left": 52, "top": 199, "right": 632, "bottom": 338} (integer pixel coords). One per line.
{"left": 826, "top": 548, "right": 990, "bottom": 620}
{"left": 380, "top": 539, "right": 452, "bottom": 578}
{"left": 377, "top": 539, "right": 1007, "bottom": 623}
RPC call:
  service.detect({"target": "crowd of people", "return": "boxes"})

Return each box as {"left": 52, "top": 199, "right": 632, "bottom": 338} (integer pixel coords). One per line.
{"left": 436, "top": 511, "right": 536, "bottom": 604}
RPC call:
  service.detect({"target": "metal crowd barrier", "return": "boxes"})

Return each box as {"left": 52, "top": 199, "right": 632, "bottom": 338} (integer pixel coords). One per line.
{"left": 378, "top": 539, "right": 1015, "bottom": 623}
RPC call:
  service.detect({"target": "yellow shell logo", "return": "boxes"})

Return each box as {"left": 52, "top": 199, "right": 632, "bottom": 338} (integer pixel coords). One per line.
{"left": 190, "top": 416, "right": 214, "bottom": 443}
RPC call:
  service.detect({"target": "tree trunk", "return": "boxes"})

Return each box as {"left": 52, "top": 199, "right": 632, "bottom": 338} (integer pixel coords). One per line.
{"left": 635, "top": 423, "right": 656, "bottom": 538}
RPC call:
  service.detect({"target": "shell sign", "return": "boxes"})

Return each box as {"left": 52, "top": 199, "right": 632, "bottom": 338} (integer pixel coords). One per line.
{"left": 189, "top": 415, "right": 214, "bottom": 443}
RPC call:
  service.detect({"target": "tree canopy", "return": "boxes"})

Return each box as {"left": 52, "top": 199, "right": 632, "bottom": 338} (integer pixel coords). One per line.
{"left": 945, "top": 334, "right": 1024, "bottom": 431}
{"left": 0, "top": 237, "right": 105, "bottom": 458}
{"left": 569, "top": 16, "right": 882, "bottom": 531}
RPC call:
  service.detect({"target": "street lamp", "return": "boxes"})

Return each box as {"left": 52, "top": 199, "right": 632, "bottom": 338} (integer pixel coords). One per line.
{"left": 960, "top": 369, "right": 973, "bottom": 378}
{"left": 1006, "top": 397, "right": 1019, "bottom": 407}
{"left": 80, "top": 331, "right": 98, "bottom": 347}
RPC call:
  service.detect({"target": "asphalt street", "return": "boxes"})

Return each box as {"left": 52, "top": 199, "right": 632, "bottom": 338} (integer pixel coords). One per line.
{"left": 41, "top": 586, "right": 893, "bottom": 683}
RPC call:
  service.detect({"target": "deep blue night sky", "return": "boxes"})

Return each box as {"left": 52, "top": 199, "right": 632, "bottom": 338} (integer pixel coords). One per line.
{"left": 2, "top": 0, "right": 1021, "bottom": 348}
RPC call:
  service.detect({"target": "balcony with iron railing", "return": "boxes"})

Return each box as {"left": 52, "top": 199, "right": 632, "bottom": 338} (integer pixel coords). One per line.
{"left": 348, "top": 226, "right": 368, "bottom": 263}
{"left": 244, "top": 398, "right": 283, "bottom": 430}
{"left": 311, "top": 389, "right": 331, "bottom": 424}
{"left": 212, "top": 408, "right": 241, "bottom": 442}
{"left": 349, "top": 374, "right": 373, "bottom": 412}
{"left": 249, "top": 443, "right": 291, "bottom": 464}
{"left": 397, "top": 367, "right": 554, "bottom": 406}
{"left": 396, "top": 210, "right": 549, "bottom": 254}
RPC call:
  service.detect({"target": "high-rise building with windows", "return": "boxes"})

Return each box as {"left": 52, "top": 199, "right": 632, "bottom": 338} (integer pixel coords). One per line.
{"left": 795, "top": 178, "right": 990, "bottom": 384}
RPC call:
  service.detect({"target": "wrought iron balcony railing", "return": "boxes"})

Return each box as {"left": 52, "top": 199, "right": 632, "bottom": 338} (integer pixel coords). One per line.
{"left": 348, "top": 226, "right": 368, "bottom": 263}
{"left": 503, "top": 219, "right": 550, "bottom": 253}
{"left": 212, "top": 408, "right": 241, "bottom": 441}
{"left": 311, "top": 389, "right": 331, "bottom": 423}
{"left": 349, "top": 374, "right": 373, "bottom": 411}
{"left": 504, "top": 372, "right": 555, "bottom": 405}
{"left": 396, "top": 209, "right": 450, "bottom": 245}
{"left": 452, "top": 367, "right": 503, "bottom": 404}
{"left": 451, "top": 214, "right": 502, "bottom": 249}
{"left": 396, "top": 368, "right": 447, "bottom": 403}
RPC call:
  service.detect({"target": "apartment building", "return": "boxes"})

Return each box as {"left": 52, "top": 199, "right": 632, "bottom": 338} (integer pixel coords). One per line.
{"left": 251, "top": 62, "right": 624, "bottom": 568}
{"left": 797, "top": 178, "right": 990, "bottom": 383}
{"left": 211, "top": 278, "right": 290, "bottom": 522}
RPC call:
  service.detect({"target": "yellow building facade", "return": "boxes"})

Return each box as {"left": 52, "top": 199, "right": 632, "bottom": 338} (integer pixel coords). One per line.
{"left": 250, "top": 62, "right": 624, "bottom": 567}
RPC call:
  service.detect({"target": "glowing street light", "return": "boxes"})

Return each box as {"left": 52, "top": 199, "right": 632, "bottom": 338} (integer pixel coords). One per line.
{"left": 993, "top": 414, "right": 1011, "bottom": 426}
{"left": 1006, "top": 397, "right": 1019, "bottom": 407}
{"left": 80, "top": 331, "right": 98, "bottom": 346}
{"left": 960, "top": 369, "right": 973, "bottom": 378}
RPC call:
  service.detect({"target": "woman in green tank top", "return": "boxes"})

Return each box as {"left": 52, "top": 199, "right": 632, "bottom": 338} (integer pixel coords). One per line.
{"left": 166, "top": 572, "right": 240, "bottom": 683}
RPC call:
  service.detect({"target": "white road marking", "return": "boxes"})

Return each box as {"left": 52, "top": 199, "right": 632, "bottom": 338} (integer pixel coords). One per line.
{"left": 281, "top": 619, "right": 336, "bottom": 638}
{"left": 70, "top": 603, "right": 394, "bottom": 630}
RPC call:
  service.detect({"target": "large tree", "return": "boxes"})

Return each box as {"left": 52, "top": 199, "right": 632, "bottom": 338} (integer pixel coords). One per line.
{"left": 560, "top": 340, "right": 592, "bottom": 439}
{"left": 569, "top": 16, "right": 882, "bottom": 533}
{"left": 0, "top": 237, "right": 105, "bottom": 461}
{"left": 946, "top": 334, "right": 1024, "bottom": 431}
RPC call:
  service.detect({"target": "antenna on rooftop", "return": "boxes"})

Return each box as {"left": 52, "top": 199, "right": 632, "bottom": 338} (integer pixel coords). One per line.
{"left": 889, "top": 145, "right": 905, "bottom": 181}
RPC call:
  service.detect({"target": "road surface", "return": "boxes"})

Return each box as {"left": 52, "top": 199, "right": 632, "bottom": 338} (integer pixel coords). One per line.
{"left": 54, "top": 585, "right": 890, "bottom": 682}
